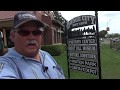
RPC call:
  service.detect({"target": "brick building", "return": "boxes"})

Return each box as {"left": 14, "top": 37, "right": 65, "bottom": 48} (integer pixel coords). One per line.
{"left": 0, "top": 11, "right": 64, "bottom": 49}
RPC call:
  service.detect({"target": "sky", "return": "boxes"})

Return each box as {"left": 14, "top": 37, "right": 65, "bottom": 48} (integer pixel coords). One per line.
{"left": 59, "top": 11, "right": 120, "bottom": 34}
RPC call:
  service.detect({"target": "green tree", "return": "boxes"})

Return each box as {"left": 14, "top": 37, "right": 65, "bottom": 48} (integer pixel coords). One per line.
{"left": 99, "top": 30, "right": 108, "bottom": 38}
{"left": 106, "top": 33, "right": 120, "bottom": 38}
{"left": 53, "top": 11, "right": 68, "bottom": 43}
{"left": 113, "top": 33, "right": 120, "bottom": 38}
{"left": 53, "top": 11, "right": 63, "bottom": 22}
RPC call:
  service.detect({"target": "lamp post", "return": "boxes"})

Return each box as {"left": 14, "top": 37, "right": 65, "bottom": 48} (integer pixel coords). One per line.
{"left": 106, "top": 17, "right": 116, "bottom": 31}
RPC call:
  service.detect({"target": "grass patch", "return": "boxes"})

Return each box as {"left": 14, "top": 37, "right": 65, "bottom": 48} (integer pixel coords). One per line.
{"left": 54, "top": 43, "right": 120, "bottom": 79}
{"left": 53, "top": 52, "right": 68, "bottom": 78}
{"left": 101, "top": 44, "right": 120, "bottom": 79}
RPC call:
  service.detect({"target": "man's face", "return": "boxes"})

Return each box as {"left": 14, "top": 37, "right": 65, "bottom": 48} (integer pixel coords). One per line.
{"left": 11, "top": 21, "right": 42, "bottom": 57}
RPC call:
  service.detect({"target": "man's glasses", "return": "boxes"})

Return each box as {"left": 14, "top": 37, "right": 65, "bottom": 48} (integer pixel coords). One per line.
{"left": 15, "top": 30, "right": 42, "bottom": 36}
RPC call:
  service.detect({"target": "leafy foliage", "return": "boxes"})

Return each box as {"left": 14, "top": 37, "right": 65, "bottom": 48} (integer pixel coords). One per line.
{"left": 99, "top": 30, "right": 108, "bottom": 38}
{"left": 106, "top": 33, "right": 120, "bottom": 38}
{"left": 41, "top": 44, "right": 66, "bottom": 56}
{"left": 53, "top": 11, "right": 68, "bottom": 43}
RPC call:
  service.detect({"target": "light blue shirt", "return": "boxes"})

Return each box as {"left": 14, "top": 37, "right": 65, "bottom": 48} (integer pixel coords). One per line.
{"left": 0, "top": 48, "right": 65, "bottom": 79}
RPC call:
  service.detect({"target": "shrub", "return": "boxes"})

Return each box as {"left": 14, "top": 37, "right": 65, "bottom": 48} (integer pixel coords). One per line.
{"left": 41, "top": 44, "right": 66, "bottom": 56}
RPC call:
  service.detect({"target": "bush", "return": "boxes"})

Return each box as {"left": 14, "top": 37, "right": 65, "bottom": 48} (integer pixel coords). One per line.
{"left": 41, "top": 44, "right": 66, "bottom": 56}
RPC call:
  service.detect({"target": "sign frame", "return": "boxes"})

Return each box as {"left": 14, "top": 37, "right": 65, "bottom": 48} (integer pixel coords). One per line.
{"left": 66, "top": 11, "right": 101, "bottom": 79}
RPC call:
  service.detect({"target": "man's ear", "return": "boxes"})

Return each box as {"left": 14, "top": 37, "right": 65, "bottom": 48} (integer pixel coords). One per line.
{"left": 9, "top": 30, "right": 15, "bottom": 43}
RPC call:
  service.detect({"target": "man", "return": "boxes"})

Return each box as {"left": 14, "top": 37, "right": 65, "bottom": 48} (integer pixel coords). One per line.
{"left": 0, "top": 11, "right": 65, "bottom": 79}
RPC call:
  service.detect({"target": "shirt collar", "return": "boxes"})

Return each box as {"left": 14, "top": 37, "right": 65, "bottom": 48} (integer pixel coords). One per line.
{"left": 6, "top": 48, "right": 42, "bottom": 62}
{"left": 5, "top": 47, "right": 25, "bottom": 59}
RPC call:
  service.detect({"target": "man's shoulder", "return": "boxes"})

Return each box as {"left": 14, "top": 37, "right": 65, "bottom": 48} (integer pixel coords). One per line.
{"left": 0, "top": 56, "right": 11, "bottom": 62}
{"left": 0, "top": 56, "right": 7, "bottom": 60}
{"left": 39, "top": 49, "right": 51, "bottom": 55}
{"left": 39, "top": 49, "right": 58, "bottom": 65}
{"left": 0, "top": 56, "right": 12, "bottom": 68}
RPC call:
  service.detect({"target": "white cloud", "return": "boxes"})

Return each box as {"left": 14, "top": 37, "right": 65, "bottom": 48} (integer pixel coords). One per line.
{"left": 59, "top": 11, "right": 120, "bottom": 34}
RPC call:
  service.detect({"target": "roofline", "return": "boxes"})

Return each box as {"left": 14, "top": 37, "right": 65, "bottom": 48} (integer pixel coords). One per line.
{"left": 0, "top": 18, "right": 13, "bottom": 22}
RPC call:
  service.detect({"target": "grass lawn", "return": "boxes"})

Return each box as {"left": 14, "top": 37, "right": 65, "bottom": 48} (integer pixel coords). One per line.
{"left": 53, "top": 51, "right": 68, "bottom": 78}
{"left": 101, "top": 44, "right": 120, "bottom": 79}
{"left": 54, "top": 43, "right": 120, "bottom": 79}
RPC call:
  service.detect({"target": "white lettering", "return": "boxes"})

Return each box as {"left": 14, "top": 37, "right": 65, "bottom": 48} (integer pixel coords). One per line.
{"left": 82, "top": 46, "right": 96, "bottom": 51}
{"left": 18, "top": 13, "right": 36, "bottom": 20}
{"left": 80, "top": 53, "right": 96, "bottom": 59}
{"left": 67, "top": 15, "right": 95, "bottom": 29}
{"left": 82, "top": 39, "right": 96, "bottom": 44}
{"left": 91, "top": 16, "right": 96, "bottom": 24}
{"left": 85, "top": 61, "right": 97, "bottom": 67}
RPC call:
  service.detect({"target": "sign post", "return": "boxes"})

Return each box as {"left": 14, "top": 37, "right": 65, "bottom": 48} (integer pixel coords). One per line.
{"left": 66, "top": 12, "right": 101, "bottom": 79}
{"left": 95, "top": 11, "right": 101, "bottom": 79}
{"left": 65, "top": 20, "right": 70, "bottom": 79}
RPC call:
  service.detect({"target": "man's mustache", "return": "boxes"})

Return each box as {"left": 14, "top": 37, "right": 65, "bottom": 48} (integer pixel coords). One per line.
{"left": 25, "top": 40, "right": 38, "bottom": 46}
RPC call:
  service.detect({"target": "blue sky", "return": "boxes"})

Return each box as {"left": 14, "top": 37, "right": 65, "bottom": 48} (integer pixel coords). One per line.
{"left": 59, "top": 11, "right": 120, "bottom": 34}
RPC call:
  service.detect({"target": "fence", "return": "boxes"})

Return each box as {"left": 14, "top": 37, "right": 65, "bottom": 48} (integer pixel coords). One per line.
{"left": 110, "top": 38, "right": 120, "bottom": 51}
